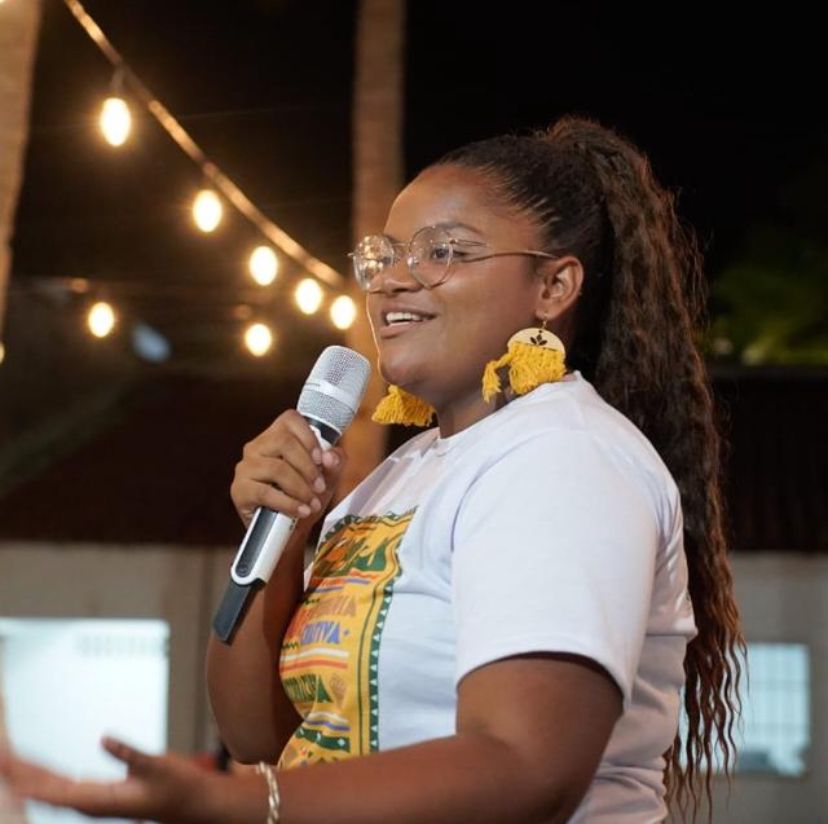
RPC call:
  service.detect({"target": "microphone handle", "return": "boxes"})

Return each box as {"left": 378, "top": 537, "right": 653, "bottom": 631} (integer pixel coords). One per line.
{"left": 212, "top": 418, "right": 337, "bottom": 644}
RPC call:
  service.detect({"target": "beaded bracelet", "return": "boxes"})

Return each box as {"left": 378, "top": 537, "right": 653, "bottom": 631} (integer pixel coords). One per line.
{"left": 256, "top": 762, "right": 281, "bottom": 823}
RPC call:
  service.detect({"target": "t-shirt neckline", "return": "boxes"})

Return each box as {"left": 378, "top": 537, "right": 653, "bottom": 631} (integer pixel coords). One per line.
{"left": 428, "top": 369, "right": 584, "bottom": 456}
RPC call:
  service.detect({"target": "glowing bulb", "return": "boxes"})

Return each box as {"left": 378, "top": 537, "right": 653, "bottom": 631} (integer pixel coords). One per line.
{"left": 330, "top": 295, "right": 357, "bottom": 330}
{"left": 0, "top": 342, "right": 5, "bottom": 365}
{"left": 248, "top": 246, "right": 279, "bottom": 286}
{"left": 193, "top": 189, "right": 223, "bottom": 232}
{"left": 295, "top": 278, "right": 324, "bottom": 315}
{"left": 99, "top": 96, "right": 132, "bottom": 146}
{"left": 88, "top": 302, "right": 116, "bottom": 338}
{"left": 244, "top": 323, "right": 274, "bottom": 357}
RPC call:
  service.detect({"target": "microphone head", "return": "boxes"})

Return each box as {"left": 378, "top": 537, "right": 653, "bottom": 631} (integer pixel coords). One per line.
{"left": 297, "top": 346, "right": 372, "bottom": 435}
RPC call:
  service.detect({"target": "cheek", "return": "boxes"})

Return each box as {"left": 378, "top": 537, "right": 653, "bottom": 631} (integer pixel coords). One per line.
{"left": 441, "top": 274, "right": 531, "bottom": 345}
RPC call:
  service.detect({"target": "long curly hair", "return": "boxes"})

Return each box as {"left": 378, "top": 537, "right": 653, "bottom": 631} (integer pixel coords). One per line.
{"left": 432, "top": 115, "right": 745, "bottom": 820}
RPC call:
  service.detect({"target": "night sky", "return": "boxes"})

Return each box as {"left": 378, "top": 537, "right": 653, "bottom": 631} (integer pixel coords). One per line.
{"left": 0, "top": 0, "right": 824, "bottom": 543}
{"left": 10, "top": 1, "right": 825, "bottom": 312}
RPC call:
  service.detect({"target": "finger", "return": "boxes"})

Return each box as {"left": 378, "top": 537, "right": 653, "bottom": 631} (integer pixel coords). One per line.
{"left": 233, "top": 478, "right": 318, "bottom": 520}
{"left": 321, "top": 446, "right": 347, "bottom": 475}
{"left": 101, "top": 736, "right": 156, "bottom": 776}
{"left": 264, "top": 435, "right": 326, "bottom": 496}
{"left": 238, "top": 454, "right": 321, "bottom": 507}
{"left": 242, "top": 426, "right": 325, "bottom": 497}
{"left": 0, "top": 750, "right": 63, "bottom": 794}
{"left": 263, "top": 410, "right": 323, "bottom": 464}
{"left": 0, "top": 751, "right": 109, "bottom": 814}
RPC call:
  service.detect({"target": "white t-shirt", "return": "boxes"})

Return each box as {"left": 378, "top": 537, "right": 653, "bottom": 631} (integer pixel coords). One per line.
{"left": 277, "top": 370, "right": 697, "bottom": 823}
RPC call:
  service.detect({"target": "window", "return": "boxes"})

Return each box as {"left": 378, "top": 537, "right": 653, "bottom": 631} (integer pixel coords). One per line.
{"left": 0, "top": 618, "right": 169, "bottom": 824}
{"left": 680, "top": 642, "right": 810, "bottom": 776}
{"left": 736, "top": 642, "right": 810, "bottom": 775}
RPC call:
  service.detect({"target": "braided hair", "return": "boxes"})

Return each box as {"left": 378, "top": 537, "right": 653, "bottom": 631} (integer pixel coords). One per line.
{"left": 431, "top": 115, "right": 744, "bottom": 821}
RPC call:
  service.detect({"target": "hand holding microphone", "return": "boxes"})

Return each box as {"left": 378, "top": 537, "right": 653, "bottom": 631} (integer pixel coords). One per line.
{"left": 213, "top": 346, "right": 371, "bottom": 643}
{"left": 230, "top": 408, "right": 347, "bottom": 531}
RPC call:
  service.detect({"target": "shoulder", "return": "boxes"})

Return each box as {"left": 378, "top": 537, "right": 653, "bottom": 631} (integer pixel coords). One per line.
{"left": 463, "top": 376, "right": 681, "bottom": 528}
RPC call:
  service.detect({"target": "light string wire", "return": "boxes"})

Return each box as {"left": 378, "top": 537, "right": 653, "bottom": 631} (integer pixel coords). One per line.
{"left": 62, "top": 0, "right": 345, "bottom": 290}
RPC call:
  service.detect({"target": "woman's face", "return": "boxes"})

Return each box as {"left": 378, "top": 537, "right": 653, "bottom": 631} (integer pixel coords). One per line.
{"left": 365, "top": 164, "right": 556, "bottom": 411}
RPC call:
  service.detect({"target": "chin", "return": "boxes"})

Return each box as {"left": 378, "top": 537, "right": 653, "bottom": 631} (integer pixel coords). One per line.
{"left": 376, "top": 352, "right": 427, "bottom": 395}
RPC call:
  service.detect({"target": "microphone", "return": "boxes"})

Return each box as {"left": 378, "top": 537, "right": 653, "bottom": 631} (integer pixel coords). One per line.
{"left": 212, "top": 345, "right": 371, "bottom": 644}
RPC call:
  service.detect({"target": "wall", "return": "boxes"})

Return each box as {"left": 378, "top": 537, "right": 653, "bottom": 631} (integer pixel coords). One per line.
{"left": 2, "top": 544, "right": 826, "bottom": 821}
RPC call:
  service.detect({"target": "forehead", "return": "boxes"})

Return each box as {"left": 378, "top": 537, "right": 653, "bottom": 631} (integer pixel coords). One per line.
{"left": 384, "top": 164, "right": 537, "bottom": 242}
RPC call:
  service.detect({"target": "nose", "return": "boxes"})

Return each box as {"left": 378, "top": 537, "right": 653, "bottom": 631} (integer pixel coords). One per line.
{"left": 366, "top": 256, "right": 423, "bottom": 294}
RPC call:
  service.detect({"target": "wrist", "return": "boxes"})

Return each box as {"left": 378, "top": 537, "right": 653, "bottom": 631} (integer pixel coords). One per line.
{"left": 195, "top": 771, "right": 271, "bottom": 824}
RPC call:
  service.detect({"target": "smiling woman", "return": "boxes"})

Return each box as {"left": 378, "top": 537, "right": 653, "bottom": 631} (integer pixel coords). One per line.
{"left": 1, "top": 114, "right": 744, "bottom": 824}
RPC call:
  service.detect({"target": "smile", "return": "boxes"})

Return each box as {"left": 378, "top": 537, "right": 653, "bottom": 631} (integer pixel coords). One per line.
{"left": 379, "top": 311, "right": 434, "bottom": 338}
{"left": 382, "top": 310, "right": 434, "bottom": 325}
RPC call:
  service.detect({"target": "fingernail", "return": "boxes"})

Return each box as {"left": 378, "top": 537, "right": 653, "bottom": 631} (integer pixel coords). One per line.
{"left": 311, "top": 497, "right": 321, "bottom": 512}
{"left": 298, "top": 504, "right": 311, "bottom": 517}
{"left": 325, "top": 451, "right": 339, "bottom": 468}
{"left": 312, "top": 448, "right": 322, "bottom": 465}
{"left": 314, "top": 477, "right": 326, "bottom": 493}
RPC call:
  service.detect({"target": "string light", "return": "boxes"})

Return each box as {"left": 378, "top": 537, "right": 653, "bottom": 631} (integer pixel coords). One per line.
{"left": 244, "top": 322, "right": 274, "bottom": 357}
{"left": 48, "top": 0, "right": 354, "bottom": 366}
{"left": 62, "top": 0, "right": 345, "bottom": 290}
{"left": 295, "top": 278, "right": 324, "bottom": 315}
{"left": 99, "top": 96, "right": 132, "bottom": 146}
{"left": 248, "top": 246, "right": 279, "bottom": 286}
{"left": 330, "top": 295, "right": 357, "bottom": 330}
{"left": 193, "top": 189, "right": 223, "bottom": 232}
{"left": 88, "top": 301, "right": 116, "bottom": 337}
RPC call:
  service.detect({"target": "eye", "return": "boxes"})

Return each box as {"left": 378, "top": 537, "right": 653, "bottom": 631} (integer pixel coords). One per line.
{"left": 425, "top": 242, "right": 452, "bottom": 263}
{"left": 450, "top": 239, "right": 485, "bottom": 260}
{"left": 358, "top": 258, "right": 388, "bottom": 278}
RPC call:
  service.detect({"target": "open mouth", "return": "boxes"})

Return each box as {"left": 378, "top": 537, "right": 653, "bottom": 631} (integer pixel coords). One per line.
{"left": 382, "top": 311, "right": 435, "bottom": 327}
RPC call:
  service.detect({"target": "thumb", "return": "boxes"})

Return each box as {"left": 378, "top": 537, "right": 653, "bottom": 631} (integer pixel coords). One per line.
{"left": 101, "top": 736, "right": 156, "bottom": 776}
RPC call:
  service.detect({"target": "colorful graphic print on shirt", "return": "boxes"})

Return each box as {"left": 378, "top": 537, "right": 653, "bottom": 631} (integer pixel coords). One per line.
{"left": 277, "top": 509, "right": 414, "bottom": 768}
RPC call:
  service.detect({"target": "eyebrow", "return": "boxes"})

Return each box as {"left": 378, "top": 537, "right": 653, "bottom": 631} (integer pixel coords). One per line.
{"left": 385, "top": 221, "right": 484, "bottom": 242}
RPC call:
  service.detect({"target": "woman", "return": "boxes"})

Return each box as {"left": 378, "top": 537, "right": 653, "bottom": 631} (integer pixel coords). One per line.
{"left": 0, "top": 115, "right": 743, "bottom": 823}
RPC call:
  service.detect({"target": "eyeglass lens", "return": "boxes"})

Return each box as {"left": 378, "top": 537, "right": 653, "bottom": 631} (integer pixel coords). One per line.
{"left": 352, "top": 226, "right": 455, "bottom": 289}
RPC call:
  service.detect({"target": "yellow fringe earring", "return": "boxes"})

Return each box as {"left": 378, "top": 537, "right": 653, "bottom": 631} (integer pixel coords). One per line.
{"left": 482, "top": 317, "right": 567, "bottom": 403}
{"left": 371, "top": 384, "right": 436, "bottom": 426}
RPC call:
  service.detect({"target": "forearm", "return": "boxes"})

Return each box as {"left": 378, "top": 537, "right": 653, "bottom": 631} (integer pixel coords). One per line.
{"left": 200, "top": 733, "right": 575, "bottom": 824}
{"left": 206, "top": 520, "right": 313, "bottom": 762}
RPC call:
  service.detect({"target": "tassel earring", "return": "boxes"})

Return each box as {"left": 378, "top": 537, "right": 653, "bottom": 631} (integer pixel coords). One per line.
{"left": 482, "top": 316, "right": 567, "bottom": 403}
{"left": 371, "top": 384, "right": 436, "bottom": 426}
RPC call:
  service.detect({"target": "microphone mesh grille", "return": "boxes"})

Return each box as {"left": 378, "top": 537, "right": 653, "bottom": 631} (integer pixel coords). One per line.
{"left": 297, "top": 346, "right": 371, "bottom": 433}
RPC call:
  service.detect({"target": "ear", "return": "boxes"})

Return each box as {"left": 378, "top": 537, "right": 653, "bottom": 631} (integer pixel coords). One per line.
{"left": 534, "top": 255, "right": 584, "bottom": 321}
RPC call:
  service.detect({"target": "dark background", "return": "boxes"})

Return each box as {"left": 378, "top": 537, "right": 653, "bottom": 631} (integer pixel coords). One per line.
{"left": 0, "top": 1, "right": 824, "bottom": 548}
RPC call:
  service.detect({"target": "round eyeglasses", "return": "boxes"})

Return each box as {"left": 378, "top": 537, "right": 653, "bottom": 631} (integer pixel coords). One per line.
{"left": 348, "top": 225, "right": 560, "bottom": 291}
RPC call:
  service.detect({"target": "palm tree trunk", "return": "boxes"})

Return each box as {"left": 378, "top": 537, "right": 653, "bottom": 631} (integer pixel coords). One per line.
{"left": 0, "top": 0, "right": 41, "bottom": 341}
{"left": 0, "top": 3, "right": 40, "bottom": 819}
{"left": 340, "top": 0, "right": 406, "bottom": 498}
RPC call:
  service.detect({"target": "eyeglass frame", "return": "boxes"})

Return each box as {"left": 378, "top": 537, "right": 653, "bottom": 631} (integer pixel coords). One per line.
{"left": 348, "top": 225, "right": 561, "bottom": 291}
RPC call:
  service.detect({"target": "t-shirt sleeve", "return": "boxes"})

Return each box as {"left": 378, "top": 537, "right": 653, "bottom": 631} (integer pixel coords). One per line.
{"left": 451, "top": 428, "right": 660, "bottom": 705}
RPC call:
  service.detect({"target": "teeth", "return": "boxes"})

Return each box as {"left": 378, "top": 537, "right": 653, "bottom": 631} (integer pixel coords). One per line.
{"left": 386, "top": 311, "right": 429, "bottom": 325}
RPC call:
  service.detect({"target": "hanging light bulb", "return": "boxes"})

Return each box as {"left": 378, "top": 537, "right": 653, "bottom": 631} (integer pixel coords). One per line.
{"left": 244, "top": 322, "right": 274, "bottom": 357}
{"left": 248, "top": 246, "right": 279, "bottom": 286}
{"left": 330, "top": 295, "right": 357, "bottom": 330}
{"left": 295, "top": 278, "right": 324, "bottom": 315}
{"left": 99, "top": 96, "right": 132, "bottom": 146}
{"left": 0, "top": 342, "right": 5, "bottom": 365}
{"left": 88, "top": 301, "right": 116, "bottom": 338}
{"left": 193, "top": 189, "right": 223, "bottom": 232}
